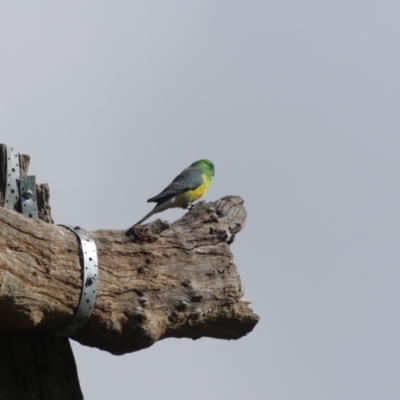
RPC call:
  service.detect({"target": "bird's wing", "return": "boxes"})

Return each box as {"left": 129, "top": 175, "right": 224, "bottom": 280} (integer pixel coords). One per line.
{"left": 147, "top": 166, "right": 204, "bottom": 203}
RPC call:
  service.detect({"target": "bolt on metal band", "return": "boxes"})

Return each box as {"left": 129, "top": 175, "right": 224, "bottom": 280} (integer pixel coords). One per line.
{"left": 19, "top": 175, "right": 38, "bottom": 219}
{"left": 52, "top": 225, "right": 99, "bottom": 337}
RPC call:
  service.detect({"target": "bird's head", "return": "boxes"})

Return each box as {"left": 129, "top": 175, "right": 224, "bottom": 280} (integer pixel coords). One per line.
{"left": 192, "top": 159, "right": 215, "bottom": 176}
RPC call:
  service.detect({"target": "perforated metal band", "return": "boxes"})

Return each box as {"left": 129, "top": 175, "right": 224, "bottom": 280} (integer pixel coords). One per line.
{"left": 53, "top": 225, "right": 99, "bottom": 337}
{"left": 4, "top": 146, "right": 20, "bottom": 209}
{"left": 19, "top": 175, "right": 38, "bottom": 219}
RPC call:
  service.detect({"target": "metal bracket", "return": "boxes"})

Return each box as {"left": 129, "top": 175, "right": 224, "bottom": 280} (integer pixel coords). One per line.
{"left": 19, "top": 175, "right": 38, "bottom": 219}
{"left": 4, "top": 146, "right": 20, "bottom": 209}
{"left": 4, "top": 146, "right": 38, "bottom": 219}
{"left": 52, "top": 225, "right": 99, "bottom": 337}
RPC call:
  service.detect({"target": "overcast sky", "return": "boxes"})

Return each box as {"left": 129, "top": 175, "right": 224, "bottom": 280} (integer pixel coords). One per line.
{"left": 2, "top": 2, "right": 400, "bottom": 399}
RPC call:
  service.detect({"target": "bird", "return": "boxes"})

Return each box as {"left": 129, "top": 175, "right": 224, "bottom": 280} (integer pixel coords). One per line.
{"left": 134, "top": 159, "right": 215, "bottom": 226}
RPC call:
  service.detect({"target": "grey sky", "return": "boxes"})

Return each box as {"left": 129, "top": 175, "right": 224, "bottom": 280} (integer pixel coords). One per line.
{"left": 1, "top": 2, "right": 400, "bottom": 399}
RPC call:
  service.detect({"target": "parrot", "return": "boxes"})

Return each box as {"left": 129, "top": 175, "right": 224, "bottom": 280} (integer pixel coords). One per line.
{"left": 134, "top": 159, "right": 215, "bottom": 226}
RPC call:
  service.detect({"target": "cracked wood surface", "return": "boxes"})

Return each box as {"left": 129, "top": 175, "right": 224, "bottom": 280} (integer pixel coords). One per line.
{"left": 0, "top": 195, "right": 259, "bottom": 355}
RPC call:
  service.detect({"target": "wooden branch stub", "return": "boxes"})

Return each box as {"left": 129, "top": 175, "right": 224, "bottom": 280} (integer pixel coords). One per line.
{"left": 36, "top": 183, "right": 53, "bottom": 224}
{"left": 0, "top": 195, "right": 259, "bottom": 355}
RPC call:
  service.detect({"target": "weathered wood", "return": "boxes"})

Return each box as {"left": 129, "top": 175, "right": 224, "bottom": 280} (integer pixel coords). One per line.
{"left": 0, "top": 144, "right": 258, "bottom": 400}
{"left": 0, "top": 144, "right": 82, "bottom": 400}
{"left": 0, "top": 195, "right": 258, "bottom": 355}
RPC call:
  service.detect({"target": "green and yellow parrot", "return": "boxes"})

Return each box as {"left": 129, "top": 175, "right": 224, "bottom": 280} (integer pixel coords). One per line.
{"left": 134, "top": 159, "right": 215, "bottom": 226}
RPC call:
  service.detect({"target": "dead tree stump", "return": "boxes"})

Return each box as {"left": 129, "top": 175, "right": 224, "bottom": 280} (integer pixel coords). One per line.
{"left": 0, "top": 145, "right": 259, "bottom": 399}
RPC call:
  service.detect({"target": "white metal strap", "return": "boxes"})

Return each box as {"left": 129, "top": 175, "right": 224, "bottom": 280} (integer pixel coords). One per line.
{"left": 4, "top": 146, "right": 20, "bottom": 209}
{"left": 53, "top": 225, "right": 99, "bottom": 337}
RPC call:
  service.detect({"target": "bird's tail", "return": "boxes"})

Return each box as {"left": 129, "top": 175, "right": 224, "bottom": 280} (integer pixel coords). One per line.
{"left": 133, "top": 205, "right": 159, "bottom": 226}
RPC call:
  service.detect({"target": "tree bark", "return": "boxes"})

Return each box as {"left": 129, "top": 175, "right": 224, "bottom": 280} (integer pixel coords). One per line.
{"left": 0, "top": 196, "right": 258, "bottom": 355}
{"left": 0, "top": 332, "right": 82, "bottom": 400}
{"left": 0, "top": 145, "right": 259, "bottom": 396}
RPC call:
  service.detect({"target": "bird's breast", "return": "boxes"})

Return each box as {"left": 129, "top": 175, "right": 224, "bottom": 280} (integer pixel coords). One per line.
{"left": 182, "top": 179, "right": 210, "bottom": 203}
